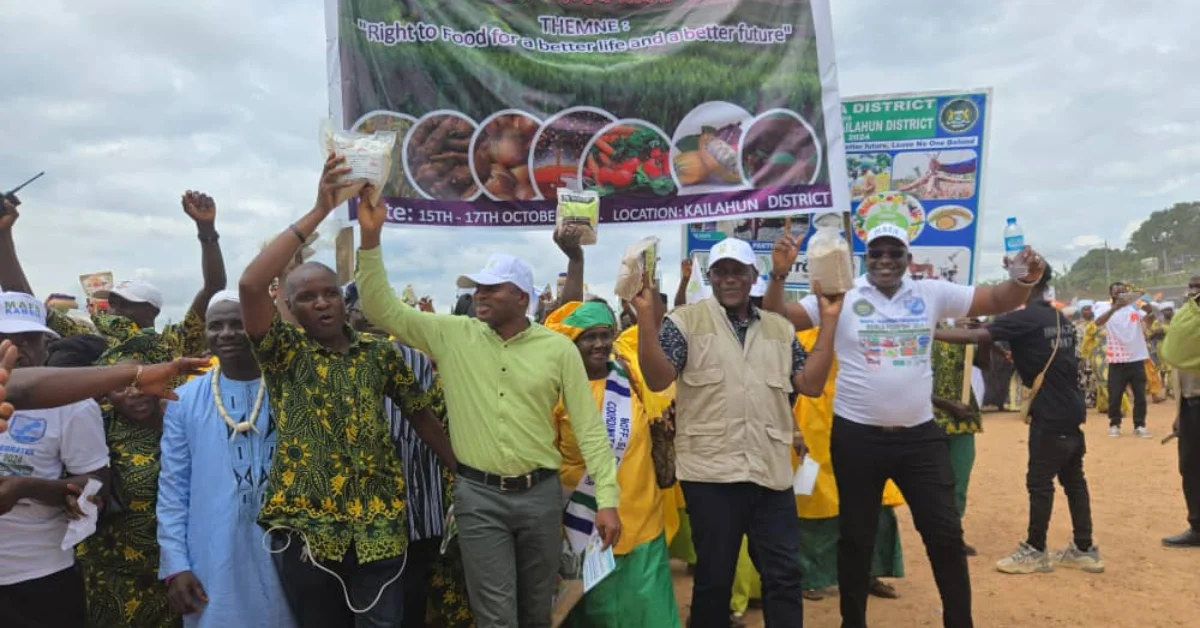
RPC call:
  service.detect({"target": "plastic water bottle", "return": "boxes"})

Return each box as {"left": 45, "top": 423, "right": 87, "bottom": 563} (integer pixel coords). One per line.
{"left": 1003, "top": 217, "right": 1027, "bottom": 278}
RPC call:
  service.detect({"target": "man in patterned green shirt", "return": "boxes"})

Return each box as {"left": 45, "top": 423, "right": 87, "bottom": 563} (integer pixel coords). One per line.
{"left": 0, "top": 191, "right": 228, "bottom": 359}
{"left": 931, "top": 326, "right": 984, "bottom": 556}
{"left": 239, "top": 153, "right": 456, "bottom": 628}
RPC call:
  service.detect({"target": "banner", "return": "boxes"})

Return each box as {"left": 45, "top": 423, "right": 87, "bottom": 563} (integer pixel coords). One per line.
{"left": 684, "top": 88, "right": 991, "bottom": 290}
{"left": 327, "top": 0, "right": 848, "bottom": 228}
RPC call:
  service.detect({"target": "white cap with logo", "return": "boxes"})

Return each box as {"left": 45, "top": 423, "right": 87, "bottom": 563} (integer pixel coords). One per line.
{"left": 708, "top": 237, "right": 757, "bottom": 269}
{"left": 866, "top": 223, "right": 910, "bottom": 247}
{"left": 457, "top": 254, "right": 535, "bottom": 300}
{"left": 0, "top": 291, "right": 60, "bottom": 338}
{"left": 94, "top": 279, "right": 164, "bottom": 311}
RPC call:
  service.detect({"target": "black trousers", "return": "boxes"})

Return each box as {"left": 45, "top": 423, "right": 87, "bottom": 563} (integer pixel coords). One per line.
{"left": 1107, "top": 361, "right": 1148, "bottom": 427}
{"left": 681, "top": 480, "right": 803, "bottom": 628}
{"left": 1179, "top": 397, "right": 1200, "bottom": 531}
{"left": 831, "top": 417, "right": 971, "bottom": 628}
{"left": 1025, "top": 426, "right": 1093, "bottom": 551}
{"left": 271, "top": 532, "right": 406, "bottom": 628}
{"left": 0, "top": 565, "right": 87, "bottom": 628}
{"left": 400, "top": 537, "right": 442, "bottom": 628}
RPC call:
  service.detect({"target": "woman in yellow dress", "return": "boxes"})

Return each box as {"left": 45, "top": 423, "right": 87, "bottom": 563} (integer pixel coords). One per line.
{"left": 549, "top": 301, "right": 681, "bottom": 627}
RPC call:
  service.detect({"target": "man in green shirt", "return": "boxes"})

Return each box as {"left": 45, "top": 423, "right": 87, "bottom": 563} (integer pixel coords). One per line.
{"left": 354, "top": 186, "right": 620, "bottom": 628}
{"left": 238, "top": 154, "right": 456, "bottom": 628}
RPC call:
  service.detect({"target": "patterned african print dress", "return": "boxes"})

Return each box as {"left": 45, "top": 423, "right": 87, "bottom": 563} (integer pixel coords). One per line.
{"left": 76, "top": 409, "right": 176, "bottom": 628}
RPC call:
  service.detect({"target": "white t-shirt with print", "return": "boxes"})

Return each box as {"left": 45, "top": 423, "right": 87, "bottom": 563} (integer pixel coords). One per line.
{"left": 801, "top": 276, "right": 976, "bottom": 427}
{"left": 1096, "top": 302, "right": 1149, "bottom": 364}
{"left": 0, "top": 400, "right": 109, "bottom": 585}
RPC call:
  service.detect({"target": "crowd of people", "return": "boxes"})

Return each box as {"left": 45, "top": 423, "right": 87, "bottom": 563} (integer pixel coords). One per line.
{"left": 0, "top": 155, "right": 1198, "bottom": 628}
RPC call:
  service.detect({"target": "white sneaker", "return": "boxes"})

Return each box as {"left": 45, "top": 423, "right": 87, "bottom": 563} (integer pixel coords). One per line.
{"left": 996, "top": 542, "right": 1054, "bottom": 574}
{"left": 1108, "top": 425, "right": 1120, "bottom": 437}
{"left": 1135, "top": 427, "right": 1152, "bottom": 439}
{"left": 1053, "top": 542, "right": 1105, "bottom": 573}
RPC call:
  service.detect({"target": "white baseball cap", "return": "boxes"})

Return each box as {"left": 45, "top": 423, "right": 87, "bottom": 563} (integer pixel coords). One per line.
{"left": 866, "top": 223, "right": 909, "bottom": 246}
{"left": 0, "top": 291, "right": 60, "bottom": 338}
{"left": 708, "top": 237, "right": 757, "bottom": 269}
{"left": 457, "top": 254, "right": 535, "bottom": 299}
{"left": 95, "top": 279, "right": 164, "bottom": 310}
{"left": 1077, "top": 299, "right": 1096, "bottom": 309}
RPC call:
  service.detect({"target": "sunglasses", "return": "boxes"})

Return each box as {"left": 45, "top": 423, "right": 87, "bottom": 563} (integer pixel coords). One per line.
{"left": 867, "top": 247, "right": 907, "bottom": 260}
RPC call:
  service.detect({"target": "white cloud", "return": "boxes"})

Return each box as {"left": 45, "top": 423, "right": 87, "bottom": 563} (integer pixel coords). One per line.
{"left": 2, "top": 0, "right": 1198, "bottom": 325}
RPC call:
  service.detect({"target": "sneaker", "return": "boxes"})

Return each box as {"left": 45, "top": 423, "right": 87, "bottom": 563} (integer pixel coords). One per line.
{"left": 1108, "top": 425, "right": 1121, "bottom": 437}
{"left": 1162, "top": 529, "right": 1200, "bottom": 548}
{"left": 1053, "top": 542, "right": 1105, "bottom": 573}
{"left": 996, "top": 542, "right": 1053, "bottom": 574}
{"left": 1135, "top": 426, "right": 1152, "bottom": 439}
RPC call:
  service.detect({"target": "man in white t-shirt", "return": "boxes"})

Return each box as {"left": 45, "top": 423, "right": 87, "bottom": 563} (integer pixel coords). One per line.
{"left": 764, "top": 224, "right": 1047, "bottom": 628}
{"left": 1093, "top": 282, "right": 1151, "bottom": 438}
{"left": 0, "top": 291, "right": 110, "bottom": 628}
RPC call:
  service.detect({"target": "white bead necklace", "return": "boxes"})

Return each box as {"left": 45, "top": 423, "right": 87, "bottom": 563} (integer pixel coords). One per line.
{"left": 211, "top": 364, "right": 264, "bottom": 440}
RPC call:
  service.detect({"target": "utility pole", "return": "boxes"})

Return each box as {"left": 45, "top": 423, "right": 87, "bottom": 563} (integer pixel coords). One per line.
{"left": 1104, "top": 239, "right": 1112, "bottom": 286}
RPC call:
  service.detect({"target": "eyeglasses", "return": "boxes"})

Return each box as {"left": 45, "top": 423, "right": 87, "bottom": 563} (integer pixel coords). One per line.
{"left": 867, "top": 247, "right": 907, "bottom": 260}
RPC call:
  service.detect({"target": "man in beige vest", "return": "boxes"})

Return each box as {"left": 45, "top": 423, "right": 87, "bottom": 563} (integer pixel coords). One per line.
{"left": 632, "top": 237, "right": 843, "bottom": 628}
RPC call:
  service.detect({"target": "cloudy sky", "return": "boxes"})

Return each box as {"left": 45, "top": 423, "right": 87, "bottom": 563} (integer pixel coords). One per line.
{"left": 1, "top": 0, "right": 1195, "bottom": 325}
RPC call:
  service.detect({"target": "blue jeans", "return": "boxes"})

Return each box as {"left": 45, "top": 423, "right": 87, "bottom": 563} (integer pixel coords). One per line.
{"left": 271, "top": 532, "right": 405, "bottom": 628}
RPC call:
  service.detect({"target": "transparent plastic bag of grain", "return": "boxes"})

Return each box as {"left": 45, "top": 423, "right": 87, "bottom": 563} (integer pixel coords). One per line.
{"left": 556, "top": 189, "right": 599, "bottom": 245}
{"left": 614, "top": 236, "right": 660, "bottom": 302}
{"left": 320, "top": 120, "right": 397, "bottom": 200}
{"left": 806, "top": 223, "right": 855, "bottom": 295}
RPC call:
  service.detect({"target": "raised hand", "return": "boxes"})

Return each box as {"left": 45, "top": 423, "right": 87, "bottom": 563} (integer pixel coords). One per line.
{"left": 812, "top": 281, "right": 846, "bottom": 318}
{"left": 181, "top": 190, "right": 217, "bottom": 224}
{"left": 1007, "top": 245, "right": 1047, "bottom": 284}
{"left": 316, "top": 151, "right": 366, "bottom": 215}
{"left": 771, "top": 217, "right": 802, "bottom": 275}
{"left": 418, "top": 297, "right": 435, "bottom": 313}
{"left": 630, "top": 271, "right": 660, "bottom": 321}
{"left": 553, "top": 223, "right": 584, "bottom": 261}
{"left": 0, "top": 340, "right": 16, "bottom": 433}
{"left": 680, "top": 257, "right": 693, "bottom": 281}
{"left": 0, "top": 198, "right": 18, "bottom": 232}
{"left": 356, "top": 184, "right": 388, "bottom": 236}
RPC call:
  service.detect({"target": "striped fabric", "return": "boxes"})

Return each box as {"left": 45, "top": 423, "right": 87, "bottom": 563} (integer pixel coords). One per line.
{"left": 385, "top": 341, "right": 446, "bottom": 541}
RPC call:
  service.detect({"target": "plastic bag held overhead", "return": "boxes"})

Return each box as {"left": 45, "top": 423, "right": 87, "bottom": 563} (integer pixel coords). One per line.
{"left": 321, "top": 121, "right": 397, "bottom": 202}
{"left": 615, "top": 237, "right": 660, "bottom": 302}
{"left": 806, "top": 222, "right": 854, "bottom": 295}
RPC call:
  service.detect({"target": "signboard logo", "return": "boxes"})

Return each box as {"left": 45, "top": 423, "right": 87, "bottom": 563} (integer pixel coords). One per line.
{"left": 939, "top": 98, "right": 979, "bottom": 134}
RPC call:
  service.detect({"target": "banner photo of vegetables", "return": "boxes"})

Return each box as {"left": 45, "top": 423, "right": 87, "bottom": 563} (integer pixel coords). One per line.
{"left": 579, "top": 122, "right": 677, "bottom": 198}
{"left": 328, "top": 0, "right": 849, "bottom": 228}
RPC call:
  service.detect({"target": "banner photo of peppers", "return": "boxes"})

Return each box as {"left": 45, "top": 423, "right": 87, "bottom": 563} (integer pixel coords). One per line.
{"left": 327, "top": 0, "right": 849, "bottom": 228}
{"left": 683, "top": 88, "right": 991, "bottom": 291}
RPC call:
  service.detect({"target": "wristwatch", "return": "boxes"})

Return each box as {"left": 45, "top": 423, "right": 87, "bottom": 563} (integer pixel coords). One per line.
{"left": 769, "top": 272, "right": 789, "bottom": 282}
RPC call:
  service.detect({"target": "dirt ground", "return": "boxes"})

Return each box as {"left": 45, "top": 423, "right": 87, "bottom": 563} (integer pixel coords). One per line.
{"left": 670, "top": 403, "right": 1200, "bottom": 627}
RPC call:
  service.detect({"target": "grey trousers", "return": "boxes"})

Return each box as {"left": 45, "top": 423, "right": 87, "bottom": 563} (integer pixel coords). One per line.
{"left": 454, "top": 472, "right": 563, "bottom": 628}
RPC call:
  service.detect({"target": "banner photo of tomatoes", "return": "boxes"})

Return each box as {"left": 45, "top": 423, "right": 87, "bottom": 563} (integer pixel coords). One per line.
{"left": 684, "top": 88, "right": 991, "bottom": 291}
{"left": 326, "top": 0, "right": 849, "bottom": 228}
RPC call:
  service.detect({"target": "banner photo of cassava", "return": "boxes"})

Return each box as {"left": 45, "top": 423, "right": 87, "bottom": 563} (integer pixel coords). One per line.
{"left": 328, "top": 0, "right": 848, "bottom": 228}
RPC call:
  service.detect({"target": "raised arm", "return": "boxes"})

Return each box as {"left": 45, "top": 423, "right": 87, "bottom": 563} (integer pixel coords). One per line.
{"left": 674, "top": 258, "right": 691, "bottom": 308}
{"left": 180, "top": 191, "right": 227, "bottom": 320}
{"left": 554, "top": 224, "right": 585, "bottom": 304}
{"left": 6, "top": 358, "right": 209, "bottom": 410}
{"left": 791, "top": 292, "right": 843, "bottom": 397}
{"left": 355, "top": 185, "right": 454, "bottom": 356}
{"left": 764, "top": 223, "right": 816, "bottom": 330}
{"left": 965, "top": 247, "right": 1046, "bottom": 317}
{"left": 0, "top": 199, "right": 34, "bottom": 294}
{"left": 240, "top": 153, "right": 362, "bottom": 340}
{"left": 631, "top": 278, "right": 676, "bottom": 392}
